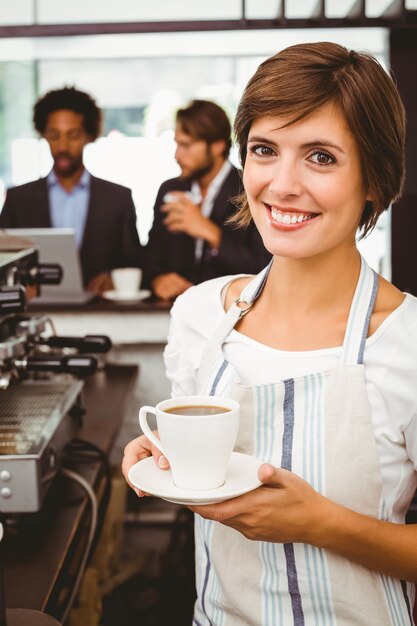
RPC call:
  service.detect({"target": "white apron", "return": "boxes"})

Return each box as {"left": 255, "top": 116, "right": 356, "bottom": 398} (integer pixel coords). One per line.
{"left": 192, "top": 257, "right": 415, "bottom": 626}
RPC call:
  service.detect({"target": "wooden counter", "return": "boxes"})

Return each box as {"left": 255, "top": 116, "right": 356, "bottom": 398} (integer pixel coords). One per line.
{"left": 2, "top": 363, "right": 138, "bottom": 621}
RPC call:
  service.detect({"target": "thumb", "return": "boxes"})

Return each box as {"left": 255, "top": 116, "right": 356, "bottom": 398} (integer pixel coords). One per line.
{"left": 258, "top": 463, "right": 285, "bottom": 485}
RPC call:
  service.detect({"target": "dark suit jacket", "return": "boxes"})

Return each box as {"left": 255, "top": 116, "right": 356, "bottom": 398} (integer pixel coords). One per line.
{"left": 0, "top": 173, "right": 143, "bottom": 286}
{"left": 145, "top": 165, "right": 271, "bottom": 287}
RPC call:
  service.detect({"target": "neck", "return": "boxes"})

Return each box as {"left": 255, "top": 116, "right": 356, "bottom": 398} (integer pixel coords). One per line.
{"left": 54, "top": 166, "right": 85, "bottom": 192}
{"left": 265, "top": 245, "right": 362, "bottom": 316}
{"left": 197, "top": 157, "right": 226, "bottom": 198}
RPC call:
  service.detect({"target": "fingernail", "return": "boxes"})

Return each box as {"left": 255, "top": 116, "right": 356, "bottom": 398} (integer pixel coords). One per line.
{"left": 134, "top": 488, "right": 143, "bottom": 498}
{"left": 158, "top": 455, "right": 169, "bottom": 468}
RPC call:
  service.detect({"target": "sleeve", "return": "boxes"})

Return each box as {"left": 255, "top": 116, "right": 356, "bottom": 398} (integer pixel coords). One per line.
{"left": 119, "top": 189, "right": 144, "bottom": 270}
{"left": 162, "top": 278, "right": 227, "bottom": 398}
{"left": 0, "top": 190, "right": 16, "bottom": 227}
{"left": 404, "top": 413, "right": 417, "bottom": 472}
{"left": 163, "top": 296, "right": 200, "bottom": 398}
{"left": 205, "top": 170, "right": 271, "bottom": 275}
{"left": 143, "top": 183, "right": 171, "bottom": 286}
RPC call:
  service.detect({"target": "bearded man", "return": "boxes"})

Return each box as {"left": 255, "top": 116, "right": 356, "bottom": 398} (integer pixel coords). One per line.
{"left": 145, "top": 99, "right": 270, "bottom": 300}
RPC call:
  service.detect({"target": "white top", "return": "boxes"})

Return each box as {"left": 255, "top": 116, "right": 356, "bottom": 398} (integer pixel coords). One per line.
{"left": 164, "top": 274, "right": 417, "bottom": 518}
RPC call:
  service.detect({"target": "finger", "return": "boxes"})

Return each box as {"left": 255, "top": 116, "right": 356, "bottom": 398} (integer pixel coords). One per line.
{"left": 258, "top": 463, "right": 287, "bottom": 485}
{"left": 156, "top": 453, "right": 170, "bottom": 469}
{"left": 135, "top": 488, "right": 153, "bottom": 498}
{"left": 122, "top": 437, "right": 145, "bottom": 479}
{"left": 188, "top": 494, "right": 245, "bottom": 521}
{"left": 163, "top": 216, "right": 184, "bottom": 229}
{"left": 166, "top": 223, "right": 186, "bottom": 233}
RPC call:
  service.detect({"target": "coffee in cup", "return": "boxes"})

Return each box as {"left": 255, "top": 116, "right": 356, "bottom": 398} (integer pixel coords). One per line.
{"left": 111, "top": 267, "right": 142, "bottom": 295}
{"left": 139, "top": 395, "right": 239, "bottom": 491}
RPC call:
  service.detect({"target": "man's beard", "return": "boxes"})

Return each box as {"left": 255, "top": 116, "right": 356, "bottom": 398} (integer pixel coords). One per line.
{"left": 53, "top": 153, "right": 83, "bottom": 178}
{"left": 179, "top": 149, "right": 215, "bottom": 181}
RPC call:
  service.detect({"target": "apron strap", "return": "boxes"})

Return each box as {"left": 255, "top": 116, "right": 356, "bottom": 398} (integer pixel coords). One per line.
{"left": 196, "top": 261, "right": 273, "bottom": 394}
{"left": 197, "top": 256, "right": 377, "bottom": 392}
{"left": 340, "top": 256, "right": 379, "bottom": 366}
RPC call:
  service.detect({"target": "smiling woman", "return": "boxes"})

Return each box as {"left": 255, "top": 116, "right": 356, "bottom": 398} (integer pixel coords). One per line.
{"left": 122, "top": 42, "right": 417, "bottom": 626}
{"left": 243, "top": 105, "right": 368, "bottom": 261}
{"left": 233, "top": 41, "right": 405, "bottom": 239}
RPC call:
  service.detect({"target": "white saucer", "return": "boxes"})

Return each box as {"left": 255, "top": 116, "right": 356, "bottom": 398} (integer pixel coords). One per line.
{"left": 128, "top": 452, "right": 263, "bottom": 505}
{"left": 102, "top": 289, "right": 151, "bottom": 302}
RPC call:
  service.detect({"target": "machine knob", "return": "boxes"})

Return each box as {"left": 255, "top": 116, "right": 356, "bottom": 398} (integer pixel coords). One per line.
{"left": 25, "top": 263, "right": 63, "bottom": 286}
{"left": 42, "top": 334, "right": 112, "bottom": 353}
{"left": 0, "top": 285, "right": 26, "bottom": 314}
{"left": 25, "top": 354, "right": 98, "bottom": 376}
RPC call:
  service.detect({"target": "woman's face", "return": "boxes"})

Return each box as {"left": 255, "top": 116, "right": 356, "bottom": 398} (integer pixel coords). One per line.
{"left": 243, "top": 103, "right": 370, "bottom": 261}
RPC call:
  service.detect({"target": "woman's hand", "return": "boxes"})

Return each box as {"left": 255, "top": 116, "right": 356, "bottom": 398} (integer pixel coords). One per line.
{"left": 122, "top": 433, "right": 170, "bottom": 497}
{"left": 189, "top": 463, "right": 328, "bottom": 544}
{"left": 190, "top": 463, "right": 417, "bottom": 581}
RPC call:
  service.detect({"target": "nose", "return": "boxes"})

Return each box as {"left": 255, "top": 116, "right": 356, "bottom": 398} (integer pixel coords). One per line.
{"left": 56, "top": 135, "right": 70, "bottom": 152}
{"left": 268, "top": 156, "right": 302, "bottom": 199}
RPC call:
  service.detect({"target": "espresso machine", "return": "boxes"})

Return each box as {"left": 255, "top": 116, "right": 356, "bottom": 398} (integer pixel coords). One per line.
{"left": 0, "top": 234, "right": 111, "bottom": 514}
{"left": 0, "top": 233, "right": 114, "bottom": 625}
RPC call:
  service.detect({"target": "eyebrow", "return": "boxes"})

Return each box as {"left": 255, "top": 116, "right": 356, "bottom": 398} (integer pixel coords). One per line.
{"left": 247, "top": 135, "right": 346, "bottom": 154}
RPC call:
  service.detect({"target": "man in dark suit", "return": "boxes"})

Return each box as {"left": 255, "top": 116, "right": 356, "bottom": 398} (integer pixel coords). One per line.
{"left": 0, "top": 87, "right": 143, "bottom": 294}
{"left": 145, "top": 99, "right": 270, "bottom": 300}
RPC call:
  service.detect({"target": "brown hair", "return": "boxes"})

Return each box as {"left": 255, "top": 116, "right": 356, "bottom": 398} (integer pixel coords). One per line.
{"left": 176, "top": 99, "right": 232, "bottom": 158}
{"left": 233, "top": 41, "right": 406, "bottom": 237}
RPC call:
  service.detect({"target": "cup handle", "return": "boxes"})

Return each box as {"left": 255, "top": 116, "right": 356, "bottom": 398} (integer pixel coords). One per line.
{"left": 139, "top": 406, "right": 166, "bottom": 457}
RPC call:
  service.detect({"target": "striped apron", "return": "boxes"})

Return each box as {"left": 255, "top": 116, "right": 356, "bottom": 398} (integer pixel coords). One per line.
{"left": 192, "top": 257, "right": 415, "bottom": 626}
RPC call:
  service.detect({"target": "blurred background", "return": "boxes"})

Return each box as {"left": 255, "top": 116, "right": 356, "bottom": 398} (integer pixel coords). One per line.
{"left": 2, "top": 0, "right": 417, "bottom": 277}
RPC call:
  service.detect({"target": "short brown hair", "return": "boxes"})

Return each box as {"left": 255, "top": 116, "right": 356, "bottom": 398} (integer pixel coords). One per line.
{"left": 233, "top": 42, "right": 406, "bottom": 236}
{"left": 176, "top": 99, "right": 232, "bottom": 158}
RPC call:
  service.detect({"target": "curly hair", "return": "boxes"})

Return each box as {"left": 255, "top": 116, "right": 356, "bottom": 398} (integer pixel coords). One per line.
{"left": 33, "top": 86, "right": 102, "bottom": 139}
{"left": 233, "top": 42, "right": 406, "bottom": 238}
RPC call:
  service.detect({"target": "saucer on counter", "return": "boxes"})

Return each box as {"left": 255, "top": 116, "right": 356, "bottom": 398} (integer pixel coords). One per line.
{"left": 102, "top": 289, "right": 152, "bottom": 303}
{"left": 128, "top": 452, "right": 263, "bottom": 505}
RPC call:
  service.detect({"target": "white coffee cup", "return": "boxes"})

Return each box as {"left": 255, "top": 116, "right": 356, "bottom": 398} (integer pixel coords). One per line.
{"left": 111, "top": 267, "right": 142, "bottom": 295}
{"left": 163, "top": 191, "right": 193, "bottom": 203}
{"left": 139, "top": 395, "right": 239, "bottom": 491}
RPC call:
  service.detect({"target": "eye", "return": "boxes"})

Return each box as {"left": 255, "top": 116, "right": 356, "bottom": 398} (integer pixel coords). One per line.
{"left": 249, "top": 144, "right": 275, "bottom": 158}
{"left": 308, "top": 150, "right": 336, "bottom": 166}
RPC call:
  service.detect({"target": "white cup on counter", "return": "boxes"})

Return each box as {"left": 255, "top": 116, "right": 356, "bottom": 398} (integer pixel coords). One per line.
{"left": 111, "top": 267, "right": 142, "bottom": 295}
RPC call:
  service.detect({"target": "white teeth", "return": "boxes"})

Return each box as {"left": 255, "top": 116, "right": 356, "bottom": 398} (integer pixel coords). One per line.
{"left": 270, "top": 206, "right": 314, "bottom": 224}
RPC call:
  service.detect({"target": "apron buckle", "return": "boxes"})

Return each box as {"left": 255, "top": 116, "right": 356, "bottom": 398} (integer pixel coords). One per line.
{"left": 235, "top": 298, "right": 253, "bottom": 318}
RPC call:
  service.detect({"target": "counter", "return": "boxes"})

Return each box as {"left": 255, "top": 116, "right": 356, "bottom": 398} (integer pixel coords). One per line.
{"left": 28, "top": 297, "right": 171, "bottom": 344}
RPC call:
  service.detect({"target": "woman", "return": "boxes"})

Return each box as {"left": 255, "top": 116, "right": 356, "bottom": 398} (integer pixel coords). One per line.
{"left": 123, "top": 42, "right": 417, "bottom": 625}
